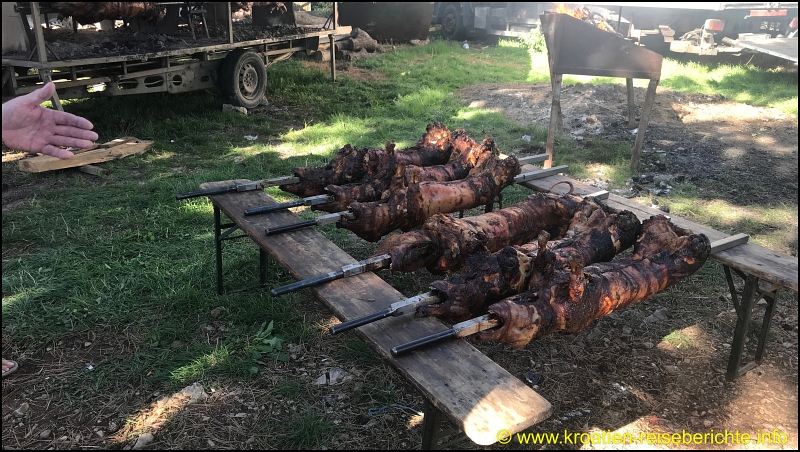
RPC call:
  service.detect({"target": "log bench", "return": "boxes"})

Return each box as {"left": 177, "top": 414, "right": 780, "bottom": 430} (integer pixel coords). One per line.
{"left": 199, "top": 180, "right": 552, "bottom": 448}
{"left": 518, "top": 171, "right": 798, "bottom": 382}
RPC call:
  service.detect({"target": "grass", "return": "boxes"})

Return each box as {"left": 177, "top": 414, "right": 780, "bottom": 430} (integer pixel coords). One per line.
{"left": 2, "top": 34, "right": 797, "bottom": 449}
{"left": 279, "top": 409, "right": 340, "bottom": 449}
{"left": 662, "top": 330, "right": 695, "bottom": 349}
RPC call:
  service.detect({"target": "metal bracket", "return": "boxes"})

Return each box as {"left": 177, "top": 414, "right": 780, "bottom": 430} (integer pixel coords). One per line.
{"left": 722, "top": 265, "right": 780, "bottom": 381}
{"left": 214, "top": 205, "right": 269, "bottom": 295}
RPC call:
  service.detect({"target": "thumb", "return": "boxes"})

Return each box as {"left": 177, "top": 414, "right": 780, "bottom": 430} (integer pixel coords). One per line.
{"left": 24, "top": 82, "right": 56, "bottom": 106}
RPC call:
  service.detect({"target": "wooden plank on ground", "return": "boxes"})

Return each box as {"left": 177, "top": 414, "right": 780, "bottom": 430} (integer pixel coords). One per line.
{"left": 521, "top": 172, "right": 798, "bottom": 292}
{"left": 18, "top": 137, "right": 152, "bottom": 173}
{"left": 199, "top": 180, "right": 553, "bottom": 445}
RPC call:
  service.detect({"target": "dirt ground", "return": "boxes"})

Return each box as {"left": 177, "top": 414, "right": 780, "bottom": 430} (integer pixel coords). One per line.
{"left": 3, "top": 61, "right": 798, "bottom": 450}
{"left": 454, "top": 80, "right": 798, "bottom": 448}
{"left": 460, "top": 81, "right": 798, "bottom": 214}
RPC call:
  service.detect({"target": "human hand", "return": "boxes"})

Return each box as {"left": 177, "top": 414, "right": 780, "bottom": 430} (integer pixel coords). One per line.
{"left": 2, "top": 82, "right": 99, "bottom": 159}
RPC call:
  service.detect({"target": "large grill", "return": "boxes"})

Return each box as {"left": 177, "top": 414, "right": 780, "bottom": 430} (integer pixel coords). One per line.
{"left": 540, "top": 12, "right": 663, "bottom": 170}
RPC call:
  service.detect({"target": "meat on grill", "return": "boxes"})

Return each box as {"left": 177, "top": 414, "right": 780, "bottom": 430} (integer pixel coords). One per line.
{"left": 418, "top": 204, "right": 642, "bottom": 323}
{"left": 316, "top": 132, "right": 499, "bottom": 213}
{"left": 280, "top": 122, "right": 453, "bottom": 198}
{"left": 337, "top": 153, "right": 520, "bottom": 242}
{"left": 475, "top": 215, "right": 711, "bottom": 349}
{"left": 375, "top": 192, "right": 592, "bottom": 274}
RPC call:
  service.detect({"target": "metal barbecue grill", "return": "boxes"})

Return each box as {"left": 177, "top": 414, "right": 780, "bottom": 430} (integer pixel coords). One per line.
{"left": 540, "top": 12, "right": 663, "bottom": 170}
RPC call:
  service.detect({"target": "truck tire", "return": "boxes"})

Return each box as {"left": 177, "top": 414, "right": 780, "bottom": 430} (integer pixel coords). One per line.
{"left": 441, "top": 3, "right": 466, "bottom": 41}
{"left": 219, "top": 49, "right": 267, "bottom": 108}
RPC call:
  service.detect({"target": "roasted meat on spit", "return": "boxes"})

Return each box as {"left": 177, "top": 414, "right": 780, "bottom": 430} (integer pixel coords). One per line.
{"left": 475, "top": 215, "right": 711, "bottom": 349}
{"left": 338, "top": 152, "right": 521, "bottom": 242}
{"left": 280, "top": 122, "right": 454, "bottom": 198}
{"left": 375, "top": 191, "right": 594, "bottom": 274}
{"left": 418, "top": 202, "right": 642, "bottom": 323}
{"left": 316, "top": 131, "right": 501, "bottom": 213}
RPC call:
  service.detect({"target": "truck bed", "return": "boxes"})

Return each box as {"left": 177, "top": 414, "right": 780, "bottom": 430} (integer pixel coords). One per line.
{"left": 728, "top": 37, "right": 798, "bottom": 62}
{"left": 2, "top": 24, "right": 331, "bottom": 69}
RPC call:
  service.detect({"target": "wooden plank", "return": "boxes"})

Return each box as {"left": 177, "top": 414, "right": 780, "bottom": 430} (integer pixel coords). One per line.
{"left": 77, "top": 164, "right": 109, "bottom": 176}
{"left": 199, "top": 180, "right": 552, "bottom": 445}
{"left": 18, "top": 137, "right": 152, "bottom": 173}
{"left": 710, "top": 233, "right": 749, "bottom": 254}
{"left": 523, "top": 174, "right": 798, "bottom": 293}
{"left": 514, "top": 165, "right": 569, "bottom": 183}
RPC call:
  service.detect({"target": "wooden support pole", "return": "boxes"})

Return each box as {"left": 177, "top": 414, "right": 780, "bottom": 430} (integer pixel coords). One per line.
{"left": 544, "top": 73, "right": 562, "bottom": 169}
{"left": 630, "top": 78, "right": 658, "bottom": 171}
{"left": 227, "top": 2, "right": 234, "bottom": 45}
{"left": 30, "top": 2, "right": 47, "bottom": 63}
{"left": 626, "top": 78, "right": 635, "bottom": 129}
{"left": 329, "top": 2, "right": 338, "bottom": 82}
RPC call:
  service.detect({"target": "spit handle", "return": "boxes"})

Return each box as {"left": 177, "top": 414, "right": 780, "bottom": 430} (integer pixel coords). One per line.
{"left": 245, "top": 199, "right": 304, "bottom": 216}
{"left": 269, "top": 270, "right": 343, "bottom": 296}
{"left": 330, "top": 308, "right": 395, "bottom": 334}
{"left": 176, "top": 185, "right": 233, "bottom": 200}
{"left": 391, "top": 329, "right": 457, "bottom": 356}
{"left": 265, "top": 219, "right": 317, "bottom": 235}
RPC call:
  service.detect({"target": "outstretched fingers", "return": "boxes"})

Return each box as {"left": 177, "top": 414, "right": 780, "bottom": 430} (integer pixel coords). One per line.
{"left": 40, "top": 144, "right": 76, "bottom": 159}
{"left": 53, "top": 126, "right": 97, "bottom": 143}
{"left": 52, "top": 110, "right": 96, "bottom": 133}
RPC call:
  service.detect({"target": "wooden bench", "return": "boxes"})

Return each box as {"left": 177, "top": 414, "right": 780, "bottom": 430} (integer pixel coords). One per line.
{"left": 199, "top": 180, "right": 552, "bottom": 448}
{"left": 518, "top": 171, "right": 798, "bottom": 382}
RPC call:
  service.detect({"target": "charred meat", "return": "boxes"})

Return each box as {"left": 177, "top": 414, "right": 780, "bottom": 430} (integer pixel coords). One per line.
{"left": 420, "top": 204, "right": 642, "bottom": 322}
{"left": 280, "top": 122, "right": 453, "bottom": 197}
{"left": 375, "top": 191, "right": 594, "bottom": 273}
{"left": 338, "top": 153, "right": 521, "bottom": 242}
{"left": 476, "top": 215, "right": 711, "bottom": 349}
{"left": 317, "top": 131, "right": 499, "bottom": 213}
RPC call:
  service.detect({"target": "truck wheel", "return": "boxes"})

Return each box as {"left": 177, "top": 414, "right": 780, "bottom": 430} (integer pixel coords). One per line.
{"left": 441, "top": 3, "right": 466, "bottom": 41}
{"left": 219, "top": 49, "right": 266, "bottom": 108}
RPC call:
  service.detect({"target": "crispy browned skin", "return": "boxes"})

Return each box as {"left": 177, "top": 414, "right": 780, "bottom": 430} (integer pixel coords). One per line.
{"left": 338, "top": 153, "right": 520, "bottom": 242}
{"left": 476, "top": 215, "right": 711, "bottom": 349}
{"left": 280, "top": 122, "right": 453, "bottom": 197}
{"left": 375, "top": 192, "right": 587, "bottom": 273}
{"left": 316, "top": 131, "right": 497, "bottom": 213}
{"left": 419, "top": 203, "right": 642, "bottom": 323}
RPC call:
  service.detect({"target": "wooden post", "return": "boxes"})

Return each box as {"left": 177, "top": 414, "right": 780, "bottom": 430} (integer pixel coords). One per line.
{"left": 544, "top": 73, "right": 563, "bottom": 169}
{"left": 329, "top": 34, "right": 336, "bottom": 83}
{"left": 630, "top": 78, "right": 658, "bottom": 171}
{"left": 30, "top": 2, "right": 47, "bottom": 63}
{"left": 329, "top": 2, "right": 338, "bottom": 82}
{"left": 227, "top": 2, "right": 234, "bottom": 45}
{"left": 626, "top": 78, "right": 635, "bottom": 129}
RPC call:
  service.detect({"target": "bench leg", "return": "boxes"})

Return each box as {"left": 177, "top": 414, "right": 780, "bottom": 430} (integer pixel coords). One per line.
{"left": 213, "top": 205, "right": 253, "bottom": 294}
{"left": 215, "top": 206, "right": 224, "bottom": 295}
{"left": 723, "top": 265, "right": 780, "bottom": 381}
{"left": 754, "top": 287, "right": 779, "bottom": 365}
{"left": 420, "top": 399, "right": 468, "bottom": 450}
{"left": 259, "top": 248, "right": 270, "bottom": 288}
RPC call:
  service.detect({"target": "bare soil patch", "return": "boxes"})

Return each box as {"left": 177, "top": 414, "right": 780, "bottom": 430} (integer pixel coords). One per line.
{"left": 459, "top": 81, "right": 798, "bottom": 212}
